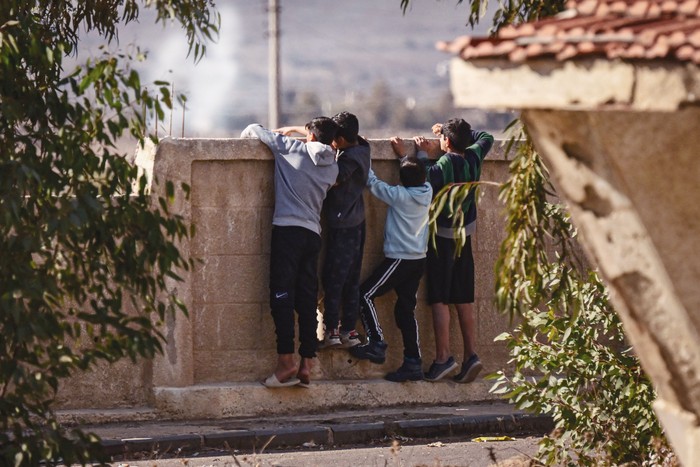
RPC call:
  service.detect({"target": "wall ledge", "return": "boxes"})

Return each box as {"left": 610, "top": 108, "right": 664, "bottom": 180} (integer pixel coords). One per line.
{"left": 154, "top": 380, "right": 500, "bottom": 420}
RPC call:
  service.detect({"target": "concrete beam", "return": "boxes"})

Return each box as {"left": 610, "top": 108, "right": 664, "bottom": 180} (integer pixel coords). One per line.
{"left": 520, "top": 107, "right": 700, "bottom": 466}
{"left": 448, "top": 50, "right": 700, "bottom": 463}
{"left": 449, "top": 57, "right": 700, "bottom": 112}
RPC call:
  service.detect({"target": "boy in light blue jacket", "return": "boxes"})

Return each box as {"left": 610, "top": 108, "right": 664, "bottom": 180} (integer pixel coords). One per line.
{"left": 350, "top": 155, "right": 432, "bottom": 382}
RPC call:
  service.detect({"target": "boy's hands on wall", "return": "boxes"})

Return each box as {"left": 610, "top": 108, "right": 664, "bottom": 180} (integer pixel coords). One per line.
{"left": 390, "top": 136, "right": 408, "bottom": 158}
{"left": 413, "top": 136, "right": 441, "bottom": 159}
{"left": 391, "top": 135, "right": 442, "bottom": 160}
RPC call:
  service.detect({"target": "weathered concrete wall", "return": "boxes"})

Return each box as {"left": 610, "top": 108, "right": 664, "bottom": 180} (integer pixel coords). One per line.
{"left": 56, "top": 137, "right": 515, "bottom": 417}
{"left": 160, "top": 137, "right": 512, "bottom": 384}
{"left": 449, "top": 57, "right": 700, "bottom": 112}
{"left": 56, "top": 359, "right": 153, "bottom": 410}
{"left": 521, "top": 107, "right": 700, "bottom": 465}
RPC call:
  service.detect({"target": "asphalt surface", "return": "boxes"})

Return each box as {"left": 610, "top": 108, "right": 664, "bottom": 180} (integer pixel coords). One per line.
{"left": 75, "top": 402, "right": 552, "bottom": 463}
{"left": 116, "top": 438, "right": 542, "bottom": 466}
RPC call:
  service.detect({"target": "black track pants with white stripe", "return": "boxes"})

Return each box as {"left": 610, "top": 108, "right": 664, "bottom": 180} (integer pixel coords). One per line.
{"left": 358, "top": 257, "right": 426, "bottom": 359}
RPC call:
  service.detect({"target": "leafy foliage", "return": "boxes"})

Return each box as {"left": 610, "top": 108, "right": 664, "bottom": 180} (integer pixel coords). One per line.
{"left": 427, "top": 179, "right": 500, "bottom": 256}
{"left": 400, "top": 0, "right": 566, "bottom": 32}
{"left": 0, "top": 1, "right": 217, "bottom": 465}
{"left": 490, "top": 123, "right": 674, "bottom": 465}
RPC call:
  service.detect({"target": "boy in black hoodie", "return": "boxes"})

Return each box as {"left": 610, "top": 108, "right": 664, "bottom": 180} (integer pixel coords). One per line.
{"left": 319, "top": 112, "right": 371, "bottom": 348}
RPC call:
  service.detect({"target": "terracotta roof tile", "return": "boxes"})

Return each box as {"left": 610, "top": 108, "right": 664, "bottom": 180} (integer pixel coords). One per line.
{"left": 438, "top": 0, "right": 700, "bottom": 64}
{"left": 679, "top": 0, "right": 699, "bottom": 15}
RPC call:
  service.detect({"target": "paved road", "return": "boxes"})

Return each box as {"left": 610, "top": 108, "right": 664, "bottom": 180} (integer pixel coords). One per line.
{"left": 114, "top": 436, "right": 541, "bottom": 466}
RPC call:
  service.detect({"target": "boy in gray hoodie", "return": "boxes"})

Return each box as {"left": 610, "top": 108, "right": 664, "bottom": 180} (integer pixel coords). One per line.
{"left": 241, "top": 118, "right": 339, "bottom": 388}
{"left": 349, "top": 156, "right": 432, "bottom": 382}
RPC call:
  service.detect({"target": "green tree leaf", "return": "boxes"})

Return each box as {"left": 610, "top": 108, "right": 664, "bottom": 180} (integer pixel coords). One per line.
{"left": 0, "top": 1, "right": 218, "bottom": 465}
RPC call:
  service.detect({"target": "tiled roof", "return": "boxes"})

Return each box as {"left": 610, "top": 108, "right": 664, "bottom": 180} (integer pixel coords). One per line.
{"left": 437, "top": 0, "right": 700, "bottom": 64}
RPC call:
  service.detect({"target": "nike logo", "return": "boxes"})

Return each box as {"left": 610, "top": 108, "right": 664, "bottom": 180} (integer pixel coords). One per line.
{"left": 275, "top": 291, "right": 288, "bottom": 299}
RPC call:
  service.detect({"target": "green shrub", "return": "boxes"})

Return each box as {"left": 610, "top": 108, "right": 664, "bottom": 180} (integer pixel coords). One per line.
{"left": 0, "top": 1, "right": 217, "bottom": 464}
{"left": 492, "top": 125, "right": 675, "bottom": 466}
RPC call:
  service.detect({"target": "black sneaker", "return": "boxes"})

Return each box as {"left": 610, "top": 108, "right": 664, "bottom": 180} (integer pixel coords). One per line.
{"left": 385, "top": 357, "right": 423, "bottom": 382}
{"left": 453, "top": 353, "right": 483, "bottom": 383}
{"left": 424, "top": 356, "right": 458, "bottom": 382}
{"left": 349, "top": 340, "right": 387, "bottom": 364}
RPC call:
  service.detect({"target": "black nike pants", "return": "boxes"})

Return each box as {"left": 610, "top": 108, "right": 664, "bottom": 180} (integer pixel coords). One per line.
{"left": 269, "top": 225, "right": 321, "bottom": 358}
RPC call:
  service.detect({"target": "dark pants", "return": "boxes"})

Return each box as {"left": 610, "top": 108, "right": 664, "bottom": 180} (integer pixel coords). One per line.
{"left": 269, "top": 226, "right": 321, "bottom": 358}
{"left": 358, "top": 257, "right": 426, "bottom": 359}
{"left": 321, "top": 222, "right": 365, "bottom": 333}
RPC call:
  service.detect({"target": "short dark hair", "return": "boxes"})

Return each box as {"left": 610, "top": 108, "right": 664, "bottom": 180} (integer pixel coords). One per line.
{"left": 305, "top": 117, "right": 338, "bottom": 145}
{"left": 332, "top": 111, "right": 359, "bottom": 144}
{"left": 399, "top": 157, "right": 427, "bottom": 187}
{"left": 441, "top": 118, "right": 473, "bottom": 153}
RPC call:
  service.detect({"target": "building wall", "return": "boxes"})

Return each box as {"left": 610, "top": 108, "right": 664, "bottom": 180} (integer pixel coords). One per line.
{"left": 56, "top": 136, "right": 514, "bottom": 410}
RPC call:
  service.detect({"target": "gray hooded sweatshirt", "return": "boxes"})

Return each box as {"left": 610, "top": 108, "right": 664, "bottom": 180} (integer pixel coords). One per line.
{"left": 241, "top": 124, "right": 338, "bottom": 235}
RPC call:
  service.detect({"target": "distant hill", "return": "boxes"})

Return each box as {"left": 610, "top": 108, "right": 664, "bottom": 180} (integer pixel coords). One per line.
{"left": 79, "top": 1, "right": 512, "bottom": 138}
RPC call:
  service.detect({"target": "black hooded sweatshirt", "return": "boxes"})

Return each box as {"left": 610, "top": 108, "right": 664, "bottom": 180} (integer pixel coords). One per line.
{"left": 324, "top": 137, "right": 371, "bottom": 229}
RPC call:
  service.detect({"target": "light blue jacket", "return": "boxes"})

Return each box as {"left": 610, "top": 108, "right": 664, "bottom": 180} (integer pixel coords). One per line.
{"left": 366, "top": 168, "right": 433, "bottom": 260}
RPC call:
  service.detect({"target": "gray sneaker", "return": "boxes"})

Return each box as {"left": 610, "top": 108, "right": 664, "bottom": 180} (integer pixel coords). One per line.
{"left": 319, "top": 329, "right": 341, "bottom": 349}
{"left": 453, "top": 354, "right": 483, "bottom": 383}
{"left": 424, "top": 356, "right": 458, "bottom": 382}
{"left": 340, "top": 330, "right": 362, "bottom": 348}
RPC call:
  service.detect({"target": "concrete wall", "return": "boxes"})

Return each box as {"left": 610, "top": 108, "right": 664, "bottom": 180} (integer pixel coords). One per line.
{"left": 56, "top": 137, "right": 515, "bottom": 417}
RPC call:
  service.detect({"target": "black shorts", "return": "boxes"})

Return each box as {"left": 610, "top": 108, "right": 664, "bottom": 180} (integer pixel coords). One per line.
{"left": 426, "top": 235, "right": 474, "bottom": 305}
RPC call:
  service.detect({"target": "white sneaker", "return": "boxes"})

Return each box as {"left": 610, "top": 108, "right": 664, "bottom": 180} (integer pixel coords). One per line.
{"left": 340, "top": 330, "right": 361, "bottom": 348}
{"left": 319, "top": 329, "right": 341, "bottom": 349}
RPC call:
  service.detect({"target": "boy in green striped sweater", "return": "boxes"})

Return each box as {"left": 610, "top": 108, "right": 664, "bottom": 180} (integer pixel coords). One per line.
{"left": 392, "top": 118, "right": 494, "bottom": 383}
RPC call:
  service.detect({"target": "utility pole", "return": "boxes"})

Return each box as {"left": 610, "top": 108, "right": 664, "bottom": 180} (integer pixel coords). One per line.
{"left": 268, "top": 0, "right": 280, "bottom": 129}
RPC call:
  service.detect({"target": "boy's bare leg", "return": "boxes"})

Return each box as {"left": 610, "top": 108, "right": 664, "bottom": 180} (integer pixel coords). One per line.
{"left": 455, "top": 303, "right": 476, "bottom": 359}
{"left": 431, "top": 302, "right": 452, "bottom": 363}
{"left": 274, "top": 353, "right": 298, "bottom": 382}
{"left": 297, "top": 357, "right": 314, "bottom": 384}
